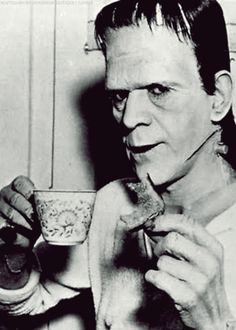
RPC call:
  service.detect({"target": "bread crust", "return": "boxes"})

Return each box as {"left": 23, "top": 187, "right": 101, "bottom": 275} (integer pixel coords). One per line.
{"left": 120, "top": 176, "right": 164, "bottom": 231}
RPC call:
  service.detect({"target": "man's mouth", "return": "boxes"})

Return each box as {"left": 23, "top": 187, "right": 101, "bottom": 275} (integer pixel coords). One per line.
{"left": 127, "top": 143, "right": 159, "bottom": 154}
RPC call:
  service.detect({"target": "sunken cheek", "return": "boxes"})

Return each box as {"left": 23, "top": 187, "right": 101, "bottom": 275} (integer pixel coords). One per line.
{"left": 111, "top": 91, "right": 194, "bottom": 134}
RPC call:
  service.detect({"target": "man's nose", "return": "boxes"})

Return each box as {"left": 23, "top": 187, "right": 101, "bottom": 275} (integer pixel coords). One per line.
{"left": 122, "top": 90, "right": 152, "bottom": 130}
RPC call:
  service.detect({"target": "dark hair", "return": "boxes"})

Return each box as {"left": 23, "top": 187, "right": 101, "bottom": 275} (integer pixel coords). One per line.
{"left": 95, "top": 0, "right": 236, "bottom": 168}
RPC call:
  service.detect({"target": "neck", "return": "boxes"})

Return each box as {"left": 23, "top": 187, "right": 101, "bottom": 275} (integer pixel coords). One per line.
{"left": 160, "top": 132, "right": 236, "bottom": 225}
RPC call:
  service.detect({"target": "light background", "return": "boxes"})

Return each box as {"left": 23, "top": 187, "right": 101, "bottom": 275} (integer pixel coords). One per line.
{"left": 0, "top": 0, "right": 131, "bottom": 191}
{"left": 0, "top": 1, "right": 235, "bottom": 328}
{"left": 0, "top": 0, "right": 235, "bottom": 191}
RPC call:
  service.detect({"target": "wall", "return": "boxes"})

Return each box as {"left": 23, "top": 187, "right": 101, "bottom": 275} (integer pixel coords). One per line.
{"left": 0, "top": 0, "right": 130, "bottom": 191}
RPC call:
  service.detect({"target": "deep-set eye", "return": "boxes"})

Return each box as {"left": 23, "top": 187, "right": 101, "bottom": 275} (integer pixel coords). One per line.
{"left": 148, "top": 84, "right": 170, "bottom": 97}
{"left": 147, "top": 83, "right": 172, "bottom": 106}
{"left": 108, "top": 90, "right": 129, "bottom": 111}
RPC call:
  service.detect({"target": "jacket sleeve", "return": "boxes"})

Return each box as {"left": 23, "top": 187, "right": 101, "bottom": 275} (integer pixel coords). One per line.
{"left": 0, "top": 239, "right": 90, "bottom": 316}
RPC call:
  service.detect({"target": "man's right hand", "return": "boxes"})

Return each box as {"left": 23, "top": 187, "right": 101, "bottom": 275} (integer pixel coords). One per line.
{"left": 0, "top": 175, "right": 40, "bottom": 250}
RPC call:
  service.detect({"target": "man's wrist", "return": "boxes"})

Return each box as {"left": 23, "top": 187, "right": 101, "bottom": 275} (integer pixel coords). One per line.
{"left": 0, "top": 246, "right": 33, "bottom": 289}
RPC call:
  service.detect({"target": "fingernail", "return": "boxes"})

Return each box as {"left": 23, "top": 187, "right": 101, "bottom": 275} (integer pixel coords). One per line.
{"left": 13, "top": 178, "right": 22, "bottom": 190}
{"left": 25, "top": 206, "right": 33, "bottom": 218}
{"left": 144, "top": 218, "right": 155, "bottom": 230}
{"left": 144, "top": 270, "right": 152, "bottom": 282}
{"left": 25, "top": 191, "right": 33, "bottom": 200}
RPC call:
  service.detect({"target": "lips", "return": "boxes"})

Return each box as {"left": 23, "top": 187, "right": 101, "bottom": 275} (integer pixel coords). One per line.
{"left": 127, "top": 143, "right": 159, "bottom": 154}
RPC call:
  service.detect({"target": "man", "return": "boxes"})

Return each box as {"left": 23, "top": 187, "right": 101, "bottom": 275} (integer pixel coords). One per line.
{"left": 0, "top": 0, "right": 235, "bottom": 329}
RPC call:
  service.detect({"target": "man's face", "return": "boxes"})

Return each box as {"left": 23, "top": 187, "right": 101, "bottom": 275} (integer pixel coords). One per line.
{"left": 105, "top": 22, "right": 215, "bottom": 185}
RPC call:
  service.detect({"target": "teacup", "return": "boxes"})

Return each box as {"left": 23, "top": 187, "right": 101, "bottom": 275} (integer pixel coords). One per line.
{"left": 34, "top": 189, "right": 96, "bottom": 245}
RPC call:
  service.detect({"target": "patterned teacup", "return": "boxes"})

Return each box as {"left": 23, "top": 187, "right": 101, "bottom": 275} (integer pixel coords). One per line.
{"left": 34, "top": 189, "right": 96, "bottom": 245}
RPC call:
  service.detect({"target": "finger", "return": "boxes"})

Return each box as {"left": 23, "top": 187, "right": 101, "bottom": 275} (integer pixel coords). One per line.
{"left": 145, "top": 269, "right": 197, "bottom": 310}
{"left": 0, "top": 216, "right": 7, "bottom": 227}
{"left": 153, "top": 231, "right": 212, "bottom": 270}
{"left": 146, "top": 214, "right": 222, "bottom": 256}
{"left": 0, "top": 188, "right": 34, "bottom": 222}
{"left": 0, "top": 199, "right": 32, "bottom": 231}
{"left": 11, "top": 175, "right": 35, "bottom": 200}
{"left": 157, "top": 255, "right": 208, "bottom": 294}
{"left": 157, "top": 255, "right": 194, "bottom": 280}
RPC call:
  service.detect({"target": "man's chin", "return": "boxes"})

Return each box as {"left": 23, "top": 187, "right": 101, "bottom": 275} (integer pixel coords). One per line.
{"left": 134, "top": 164, "right": 184, "bottom": 187}
{"left": 134, "top": 166, "right": 169, "bottom": 186}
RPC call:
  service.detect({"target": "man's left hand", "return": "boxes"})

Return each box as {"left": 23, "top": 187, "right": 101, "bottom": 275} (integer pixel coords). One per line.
{"left": 144, "top": 214, "right": 232, "bottom": 330}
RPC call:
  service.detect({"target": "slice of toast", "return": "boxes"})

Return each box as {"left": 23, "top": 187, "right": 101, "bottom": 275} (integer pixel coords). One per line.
{"left": 121, "top": 175, "right": 164, "bottom": 231}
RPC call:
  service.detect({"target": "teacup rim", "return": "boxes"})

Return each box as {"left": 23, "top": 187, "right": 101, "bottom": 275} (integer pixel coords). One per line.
{"left": 33, "top": 189, "right": 96, "bottom": 193}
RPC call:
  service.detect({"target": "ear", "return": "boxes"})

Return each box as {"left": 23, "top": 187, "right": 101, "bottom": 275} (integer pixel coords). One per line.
{"left": 210, "top": 70, "right": 233, "bottom": 122}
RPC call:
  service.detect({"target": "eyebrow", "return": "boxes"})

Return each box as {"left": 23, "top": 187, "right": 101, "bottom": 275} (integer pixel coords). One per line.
{"left": 105, "top": 81, "right": 179, "bottom": 92}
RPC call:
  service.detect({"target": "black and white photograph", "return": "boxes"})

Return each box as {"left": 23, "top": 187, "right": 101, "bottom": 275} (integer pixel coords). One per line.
{"left": 0, "top": 0, "right": 236, "bottom": 329}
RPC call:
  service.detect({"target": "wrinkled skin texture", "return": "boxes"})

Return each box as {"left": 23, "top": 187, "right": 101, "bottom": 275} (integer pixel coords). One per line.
{"left": 105, "top": 22, "right": 234, "bottom": 329}
{"left": 105, "top": 23, "right": 216, "bottom": 186}
{"left": 0, "top": 175, "right": 40, "bottom": 250}
{"left": 0, "top": 176, "right": 41, "bottom": 288}
{"left": 144, "top": 214, "right": 231, "bottom": 330}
